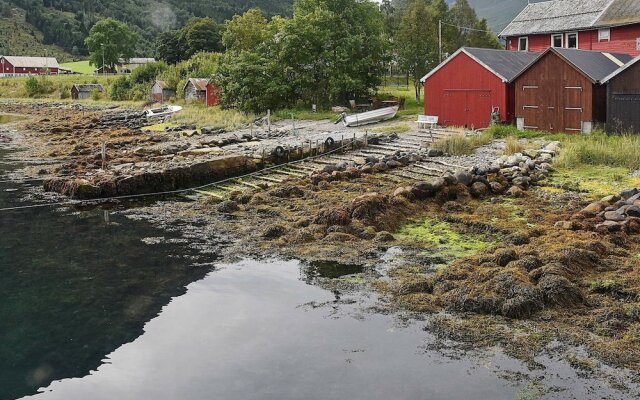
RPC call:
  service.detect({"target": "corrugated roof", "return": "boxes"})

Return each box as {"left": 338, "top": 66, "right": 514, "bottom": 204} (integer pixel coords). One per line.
{"left": 597, "top": 0, "right": 640, "bottom": 26}
{"left": 602, "top": 55, "right": 640, "bottom": 83}
{"left": 500, "top": 0, "right": 611, "bottom": 37}
{"left": 0, "top": 56, "right": 60, "bottom": 69}
{"left": 554, "top": 48, "right": 632, "bottom": 81}
{"left": 421, "top": 48, "right": 539, "bottom": 83}
{"left": 186, "top": 78, "right": 209, "bottom": 91}
{"left": 119, "top": 57, "right": 156, "bottom": 64}
{"left": 72, "top": 84, "right": 105, "bottom": 92}
{"left": 465, "top": 48, "right": 540, "bottom": 81}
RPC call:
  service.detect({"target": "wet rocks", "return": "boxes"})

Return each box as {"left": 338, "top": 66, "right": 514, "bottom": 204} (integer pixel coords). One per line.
{"left": 570, "top": 188, "right": 640, "bottom": 234}
{"left": 217, "top": 200, "right": 239, "bottom": 213}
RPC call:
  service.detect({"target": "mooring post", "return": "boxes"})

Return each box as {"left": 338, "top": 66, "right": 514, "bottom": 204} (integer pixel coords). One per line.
{"left": 316, "top": 139, "right": 319, "bottom": 156}
{"left": 103, "top": 210, "right": 110, "bottom": 224}
{"left": 309, "top": 141, "right": 312, "bottom": 157}
{"left": 267, "top": 109, "right": 271, "bottom": 133}
{"left": 101, "top": 142, "right": 106, "bottom": 170}
{"left": 353, "top": 133, "right": 356, "bottom": 150}
{"left": 341, "top": 135, "right": 344, "bottom": 154}
{"left": 365, "top": 131, "right": 368, "bottom": 147}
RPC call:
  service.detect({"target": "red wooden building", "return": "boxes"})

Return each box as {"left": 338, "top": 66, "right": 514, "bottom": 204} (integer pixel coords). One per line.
{"left": 183, "top": 78, "right": 220, "bottom": 107}
{"left": 512, "top": 48, "right": 631, "bottom": 133}
{"left": 501, "top": 0, "right": 640, "bottom": 57}
{"left": 421, "top": 48, "right": 537, "bottom": 128}
{"left": 0, "top": 56, "right": 60, "bottom": 77}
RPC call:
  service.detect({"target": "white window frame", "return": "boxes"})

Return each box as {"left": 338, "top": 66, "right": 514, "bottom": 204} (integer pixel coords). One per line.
{"left": 566, "top": 32, "right": 579, "bottom": 49}
{"left": 518, "top": 37, "right": 529, "bottom": 52}
{"left": 551, "top": 33, "right": 563, "bottom": 48}
{"left": 598, "top": 28, "right": 610, "bottom": 42}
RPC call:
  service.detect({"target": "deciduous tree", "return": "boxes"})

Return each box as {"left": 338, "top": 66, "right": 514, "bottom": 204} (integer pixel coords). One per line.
{"left": 85, "top": 18, "right": 138, "bottom": 69}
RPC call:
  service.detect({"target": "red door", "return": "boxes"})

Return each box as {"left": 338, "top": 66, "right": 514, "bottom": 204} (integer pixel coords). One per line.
{"left": 442, "top": 90, "right": 492, "bottom": 128}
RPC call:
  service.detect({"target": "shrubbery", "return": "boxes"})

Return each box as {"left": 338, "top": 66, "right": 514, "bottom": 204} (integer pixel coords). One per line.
{"left": 24, "top": 76, "right": 55, "bottom": 97}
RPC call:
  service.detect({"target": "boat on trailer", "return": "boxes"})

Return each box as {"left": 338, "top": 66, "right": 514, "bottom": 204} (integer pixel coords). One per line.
{"left": 342, "top": 106, "right": 399, "bottom": 127}
{"left": 145, "top": 105, "right": 183, "bottom": 119}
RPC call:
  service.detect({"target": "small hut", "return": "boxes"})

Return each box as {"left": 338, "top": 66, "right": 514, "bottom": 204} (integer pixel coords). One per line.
{"left": 71, "top": 84, "right": 105, "bottom": 100}
{"left": 151, "top": 80, "right": 176, "bottom": 103}
{"left": 603, "top": 56, "right": 640, "bottom": 133}
{"left": 183, "top": 78, "right": 220, "bottom": 107}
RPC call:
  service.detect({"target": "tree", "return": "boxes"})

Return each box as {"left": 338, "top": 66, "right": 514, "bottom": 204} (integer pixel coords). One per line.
{"left": 182, "top": 17, "right": 222, "bottom": 58}
{"left": 222, "top": 8, "right": 272, "bottom": 52}
{"left": 156, "top": 30, "right": 185, "bottom": 64}
{"left": 450, "top": 0, "right": 478, "bottom": 49}
{"left": 395, "top": 0, "right": 437, "bottom": 102}
{"left": 468, "top": 18, "right": 501, "bottom": 49}
{"left": 85, "top": 18, "right": 138, "bottom": 69}
{"left": 279, "top": 0, "right": 389, "bottom": 105}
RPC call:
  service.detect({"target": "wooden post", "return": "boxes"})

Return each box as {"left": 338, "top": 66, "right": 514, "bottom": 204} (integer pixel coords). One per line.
{"left": 262, "top": 148, "right": 266, "bottom": 166}
{"left": 315, "top": 139, "right": 319, "bottom": 156}
{"left": 101, "top": 142, "right": 107, "bottom": 170}
{"left": 341, "top": 135, "right": 344, "bottom": 154}
{"left": 352, "top": 133, "right": 356, "bottom": 150}
{"left": 267, "top": 109, "right": 271, "bottom": 133}
{"left": 364, "top": 132, "right": 368, "bottom": 147}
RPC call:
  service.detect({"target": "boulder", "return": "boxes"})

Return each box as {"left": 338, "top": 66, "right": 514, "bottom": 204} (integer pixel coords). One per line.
{"left": 626, "top": 205, "right": 640, "bottom": 218}
{"left": 393, "top": 186, "right": 414, "bottom": 200}
{"left": 620, "top": 188, "right": 639, "bottom": 200}
{"left": 470, "top": 181, "right": 490, "bottom": 198}
{"left": 217, "top": 200, "right": 239, "bottom": 213}
{"left": 595, "top": 220, "right": 622, "bottom": 233}
{"left": 604, "top": 211, "right": 625, "bottom": 222}
{"left": 455, "top": 170, "right": 473, "bottom": 186}
{"left": 507, "top": 186, "right": 525, "bottom": 198}
{"left": 581, "top": 201, "right": 606, "bottom": 215}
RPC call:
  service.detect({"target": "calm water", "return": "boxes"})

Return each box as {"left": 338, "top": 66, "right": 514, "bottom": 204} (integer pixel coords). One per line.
{"left": 0, "top": 147, "right": 635, "bottom": 400}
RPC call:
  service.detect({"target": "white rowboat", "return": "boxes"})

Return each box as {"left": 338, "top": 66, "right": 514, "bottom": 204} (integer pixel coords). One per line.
{"left": 342, "top": 106, "right": 399, "bottom": 127}
{"left": 145, "top": 105, "right": 183, "bottom": 119}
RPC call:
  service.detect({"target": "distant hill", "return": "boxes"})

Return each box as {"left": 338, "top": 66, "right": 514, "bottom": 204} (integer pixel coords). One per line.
{"left": 0, "top": 0, "right": 293, "bottom": 58}
{"left": 464, "top": 0, "right": 528, "bottom": 33}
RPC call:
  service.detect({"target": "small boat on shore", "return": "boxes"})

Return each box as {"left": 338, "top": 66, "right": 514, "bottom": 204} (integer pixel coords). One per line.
{"left": 342, "top": 106, "right": 399, "bottom": 127}
{"left": 145, "top": 105, "right": 183, "bottom": 119}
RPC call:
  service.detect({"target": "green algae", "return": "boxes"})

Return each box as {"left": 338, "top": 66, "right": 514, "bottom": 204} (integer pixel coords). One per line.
{"left": 549, "top": 165, "right": 640, "bottom": 200}
{"left": 397, "top": 218, "right": 496, "bottom": 262}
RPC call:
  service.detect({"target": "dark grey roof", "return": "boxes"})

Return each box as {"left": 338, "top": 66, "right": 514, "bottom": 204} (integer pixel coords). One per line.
{"left": 421, "top": 47, "right": 539, "bottom": 83}
{"left": 603, "top": 56, "right": 640, "bottom": 83}
{"left": 553, "top": 48, "right": 632, "bottom": 82}
{"left": 72, "top": 84, "right": 105, "bottom": 92}
{"left": 464, "top": 48, "right": 539, "bottom": 81}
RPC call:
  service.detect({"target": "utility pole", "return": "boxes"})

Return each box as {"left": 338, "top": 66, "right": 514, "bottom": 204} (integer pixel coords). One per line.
{"left": 439, "top": 20, "right": 442, "bottom": 63}
{"left": 101, "top": 43, "right": 105, "bottom": 75}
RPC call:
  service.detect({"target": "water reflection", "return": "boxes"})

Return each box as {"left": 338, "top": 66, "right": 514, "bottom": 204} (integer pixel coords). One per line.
{"left": 0, "top": 149, "right": 213, "bottom": 399}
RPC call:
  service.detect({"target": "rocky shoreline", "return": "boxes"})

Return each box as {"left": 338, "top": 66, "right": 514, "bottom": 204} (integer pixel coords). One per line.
{"left": 3, "top": 102, "right": 640, "bottom": 389}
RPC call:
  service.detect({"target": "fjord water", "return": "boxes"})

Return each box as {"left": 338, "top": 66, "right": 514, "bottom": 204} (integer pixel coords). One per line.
{"left": 0, "top": 148, "right": 633, "bottom": 400}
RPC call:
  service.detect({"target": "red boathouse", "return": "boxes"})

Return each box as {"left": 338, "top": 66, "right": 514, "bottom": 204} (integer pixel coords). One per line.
{"left": 421, "top": 47, "right": 538, "bottom": 129}
{"left": 0, "top": 56, "right": 60, "bottom": 77}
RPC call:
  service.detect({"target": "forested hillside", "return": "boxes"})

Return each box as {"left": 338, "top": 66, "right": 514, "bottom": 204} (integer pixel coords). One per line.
{"left": 0, "top": 0, "right": 292, "bottom": 56}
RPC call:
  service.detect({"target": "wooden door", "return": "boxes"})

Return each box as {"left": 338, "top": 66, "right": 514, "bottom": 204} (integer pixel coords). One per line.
{"left": 563, "top": 85, "right": 584, "bottom": 132}
{"left": 442, "top": 90, "right": 467, "bottom": 127}
{"left": 521, "top": 84, "right": 540, "bottom": 129}
{"left": 465, "top": 90, "right": 492, "bottom": 129}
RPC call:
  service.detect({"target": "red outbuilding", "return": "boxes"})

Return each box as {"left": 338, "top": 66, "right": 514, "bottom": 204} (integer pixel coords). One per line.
{"left": 421, "top": 48, "right": 538, "bottom": 129}
{"left": 0, "top": 56, "right": 60, "bottom": 77}
{"left": 183, "top": 78, "right": 220, "bottom": 107}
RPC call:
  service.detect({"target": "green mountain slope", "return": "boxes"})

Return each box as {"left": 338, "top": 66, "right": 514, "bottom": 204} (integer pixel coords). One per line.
{"left": 465, "top": 0, "right": 527, "bottom": 33}
{"left": 0, "top": 0, "right": 293, "bottom": 57}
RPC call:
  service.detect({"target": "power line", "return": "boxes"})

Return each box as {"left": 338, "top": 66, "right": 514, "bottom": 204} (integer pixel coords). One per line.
{"left": 440, "top": 20, "right": 494, "bottom": 34}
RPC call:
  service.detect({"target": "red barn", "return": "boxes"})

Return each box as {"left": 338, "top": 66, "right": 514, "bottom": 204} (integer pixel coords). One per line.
{"left": 512, "top": 48, "right": 631, "bottom": 133}
{"left": 501, "top": 0, "right": 640, "bottom": 57}
{"left": 421, "top": 48, "right": 538, "bottom": 129}
{"left": 183, "top": 78, "right": 220, "bottom": 107}
{"left": 0, "top": 56, "right": 60, "bottom": 77}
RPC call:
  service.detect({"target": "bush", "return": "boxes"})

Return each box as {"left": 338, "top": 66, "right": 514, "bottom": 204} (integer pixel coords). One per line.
{"left": 91, "top": 89, "right": 102, "bottom": 101}
{"left": 503, "top": 136, "right": 525, "bottom": 155}
{"left": 24, "top": 76, "right": 55, "bottom": 97}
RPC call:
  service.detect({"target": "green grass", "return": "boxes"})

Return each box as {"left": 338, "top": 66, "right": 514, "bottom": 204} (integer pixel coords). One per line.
{"left": 555, "top": 132, "right": 640, "bottom": 171}
{"left": 432, "top": 131, "right": 493, "bottom": 155}
{"left": 370, "top": 123, "right": 411, "bottom": 134}
{"left": 0, "top": 75, "right": 117, "bottom": 99}
{"left": 60, "top": 60, "right": 95, "bottom": 75}
{"left": 0, "top": 12, "right": 71, "bottom": 62}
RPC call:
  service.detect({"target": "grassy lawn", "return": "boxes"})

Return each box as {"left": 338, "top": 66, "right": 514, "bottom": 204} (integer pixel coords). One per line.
{"left": 60, "top": 60, "right": 95, "bottom": 75}
{"left": 0, "top": 75, "right": 117, "bottom": 99}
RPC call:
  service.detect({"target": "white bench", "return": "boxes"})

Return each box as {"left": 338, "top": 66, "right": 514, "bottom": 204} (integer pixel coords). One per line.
{"left": 417, "top": 115, "right": 438, "bottom": 129}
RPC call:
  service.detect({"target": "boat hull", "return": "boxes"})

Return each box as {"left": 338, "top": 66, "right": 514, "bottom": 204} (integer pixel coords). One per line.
{"left": 145, "top": 105, "right": 183, "bottom": 119}
{"left": 343, "top": 106, "right": 399, "bottom": 127}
